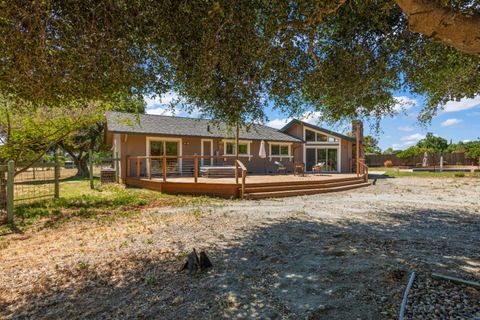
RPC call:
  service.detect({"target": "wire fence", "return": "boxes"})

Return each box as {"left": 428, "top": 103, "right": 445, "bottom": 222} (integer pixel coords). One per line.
{"left": 0, "top": 151, "right": 120, "bottom": 225}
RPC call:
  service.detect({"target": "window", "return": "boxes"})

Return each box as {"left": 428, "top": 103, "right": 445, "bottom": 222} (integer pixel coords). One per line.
{"left": 317, "top": 133, "right": 328, "bottom": 142}
{"left": 305, "top": 129, "right": 339, "bottom": 143}
{"left": 271, "top": 144, "right": 289, "bottom": 156}
{"left": 224, "top": 142, "right": 249, "bottom": 155}
{"left": 306, "top": 129, "right": 316, "bottom": 142}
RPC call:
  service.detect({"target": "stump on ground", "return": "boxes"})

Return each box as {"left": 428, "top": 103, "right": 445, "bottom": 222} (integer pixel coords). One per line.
{"left": 180, "top": 249, "right": 213, "bottom": 274}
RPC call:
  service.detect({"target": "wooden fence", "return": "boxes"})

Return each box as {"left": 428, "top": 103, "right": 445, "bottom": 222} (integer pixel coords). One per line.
{"left": 366, "top": 153, "right": 478, "bottom": 167}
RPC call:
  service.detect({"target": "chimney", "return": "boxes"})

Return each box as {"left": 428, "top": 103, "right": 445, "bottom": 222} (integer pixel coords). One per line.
{"left": 352, "top": 119, "right": 364, "bottom": 159}
{"left": 207, "top": 124, "right": 210, "bottom": 133}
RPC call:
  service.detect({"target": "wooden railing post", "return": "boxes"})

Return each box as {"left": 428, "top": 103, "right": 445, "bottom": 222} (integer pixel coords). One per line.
{"left": 6, "top": 160, "right": 14, "bottom": 224}
{"left": 148, "top": 157, "right": 152, "bottom": 180}
{"left": 136, "top": 158, "right": 141, "bottom": 177}
{"left": 241, "top": 169, "right": 246, "bottom": 199}
{"left": 115, "top": 151, "right": 120, "bottom": 183}
{"left": 194, "top": 156, "right": 198, "bottom": 183}
{"left": 162, "top": 157, "right": 167, "bottom": 182}
{"left": 54, "top": 149, "right": 60, "bottom": 198}
{"left": 126, "top": 157, "right": 131, "bottom": 178}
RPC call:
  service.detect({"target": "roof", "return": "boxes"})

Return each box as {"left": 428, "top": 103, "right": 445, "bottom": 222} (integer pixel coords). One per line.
{"left": 106, "top": 111, "right": 302, "bottom": 143}
{"left": 280, "top": 119, "right": 355, "bottom": 142}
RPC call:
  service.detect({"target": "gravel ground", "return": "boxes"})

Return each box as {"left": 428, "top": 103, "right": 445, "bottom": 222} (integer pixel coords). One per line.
{"left": 0, "top": 176, "right": 479, "bottom": 319}
{"left": 405, "top": 275, "right": 480, "bottom": 319}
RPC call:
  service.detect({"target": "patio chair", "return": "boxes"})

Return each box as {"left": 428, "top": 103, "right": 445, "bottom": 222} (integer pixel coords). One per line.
{"left": 312, "top": 162, "right": 326, "bottom": 175}
{"left": 294, "top": 162, "right": 305, "bottom": 176}
{"left": 274, "top": 161, "right": 287, "bottom": 175}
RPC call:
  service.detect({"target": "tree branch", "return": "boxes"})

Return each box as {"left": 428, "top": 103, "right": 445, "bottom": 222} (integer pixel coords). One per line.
{"left": 395, "top": 0, "right": 480, "bottom": 55}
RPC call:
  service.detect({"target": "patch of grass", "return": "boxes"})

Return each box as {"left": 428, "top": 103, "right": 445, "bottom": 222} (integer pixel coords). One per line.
{"left": 8, "top": 179, "right": 217, "bottom": 232}
{"left": 383, "top": 171, "right": 479, "bottom": 178}
{"left": 145, "top": 274, "right": 157, "bottom": 285}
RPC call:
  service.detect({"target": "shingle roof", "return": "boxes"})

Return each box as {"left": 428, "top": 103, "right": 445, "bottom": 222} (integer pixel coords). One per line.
{"left": 280, "top": 119, "right": 355, "bottom": 142}
{"left": 106, "top": 111, "right": 302, "bottom": 143}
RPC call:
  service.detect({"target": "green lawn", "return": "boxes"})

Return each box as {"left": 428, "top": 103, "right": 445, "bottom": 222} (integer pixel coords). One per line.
{"left": 3, "top": 179, "right": 215, "bottom": 233}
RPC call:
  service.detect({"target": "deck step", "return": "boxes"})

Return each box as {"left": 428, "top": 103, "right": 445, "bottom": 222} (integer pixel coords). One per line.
{"left": 244, "top": 179, "right": 366, "bottom": 193}
{"left": 244, "top": 176, "right": 363, "bottom": 187}
{"left": 244, "top": 182, "right": 370, "bottom": 199}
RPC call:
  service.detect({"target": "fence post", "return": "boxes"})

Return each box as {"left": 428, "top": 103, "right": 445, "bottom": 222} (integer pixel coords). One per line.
{"left": 6, "top": 160, "right": 14, "bottom": 224}
{"left": 115, "top": 152, "right": 120, "bottom": 183}
{"left": 89, "top": 149, "right": 94, "bottom": 189}
{"left": 54, "top": 149, "right": 60, "bottom": 198}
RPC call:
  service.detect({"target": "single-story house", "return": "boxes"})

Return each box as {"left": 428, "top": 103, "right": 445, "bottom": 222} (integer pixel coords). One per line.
{"left": 105, "top": 111, "right": 364, "bottom": 181}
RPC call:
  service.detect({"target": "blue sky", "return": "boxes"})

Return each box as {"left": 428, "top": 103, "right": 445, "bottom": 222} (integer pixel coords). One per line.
{"left": 144, "top": 92, "right": 480, "bottom": 151}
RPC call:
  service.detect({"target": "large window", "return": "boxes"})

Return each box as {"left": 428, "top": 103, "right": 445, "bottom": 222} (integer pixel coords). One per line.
{"left": 270, "top": 144, "right": 289, "bottom": 156}
{"left": 148, "top": 139, "right": 180, "bottom": 174}
{"left": 224, "top": 142, "right": 249, "bottom": 155}
{"left": 150, "top": 140, "right": 179, "bottom": 156}
{"left": 305, "top": 129, "right": 338, "bottom": 143}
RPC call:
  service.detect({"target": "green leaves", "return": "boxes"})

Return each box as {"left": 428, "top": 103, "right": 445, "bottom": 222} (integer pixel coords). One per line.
{"left": 0, "top": 0, "right": 479, "bottom": 126}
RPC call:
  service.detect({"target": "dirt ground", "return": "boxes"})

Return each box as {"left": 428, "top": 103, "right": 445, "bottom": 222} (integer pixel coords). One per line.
{"left": 1, "top": 176, "right": 479, "bottom": 319}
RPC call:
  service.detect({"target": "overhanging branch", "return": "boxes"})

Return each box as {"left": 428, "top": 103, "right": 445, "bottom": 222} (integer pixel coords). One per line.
{"left": 395, "top": 0, "right": 480, "bottom": 55}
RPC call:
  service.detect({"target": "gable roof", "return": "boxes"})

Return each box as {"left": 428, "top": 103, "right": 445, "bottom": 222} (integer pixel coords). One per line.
{"left": 280, "top": 119, "right": 355, "bottom": 142}
{"left": 106, "top": 111, "right": 302, "bottom": 143}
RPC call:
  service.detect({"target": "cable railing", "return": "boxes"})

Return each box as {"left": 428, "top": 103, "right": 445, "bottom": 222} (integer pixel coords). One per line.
{"left": 126, "top": 155, "right": 246, "bottom": 180}
{"left": 126, "top": 155, "right": 249, "bottom": 198}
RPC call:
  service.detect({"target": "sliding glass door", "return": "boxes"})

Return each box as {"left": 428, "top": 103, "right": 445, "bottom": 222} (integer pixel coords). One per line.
{"left": 149, "top": 140, "right": 180, "bottom": 175}
{"left": 306, "top": 147, "right": 339, "bottom": 172}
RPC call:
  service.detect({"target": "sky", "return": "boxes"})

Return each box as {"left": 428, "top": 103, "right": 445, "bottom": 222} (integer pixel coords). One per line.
{"left": 144, "top": 91, "right": 480, "bottom": 151}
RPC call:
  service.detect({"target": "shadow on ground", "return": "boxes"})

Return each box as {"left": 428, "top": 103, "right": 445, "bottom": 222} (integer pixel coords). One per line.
{"left": 1, "top": 207, "right": 479, "bottom": 319}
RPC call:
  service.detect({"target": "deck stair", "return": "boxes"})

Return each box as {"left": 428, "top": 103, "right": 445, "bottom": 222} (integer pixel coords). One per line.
{"left": 241, "top": 176, "right": 369, "bottom": 199}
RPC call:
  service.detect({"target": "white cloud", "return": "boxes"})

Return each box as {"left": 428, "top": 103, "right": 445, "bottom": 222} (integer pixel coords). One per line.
{"left": 144, "top": 92, "right": 203, "bottom": 118}
{"left": 266, "top": 118, "right": 293, "bottom": 129}
{"left": 443, "top": 95, "right": 480, "bottom": 113}
{"left": 440, "top": 118, "right": 462, "bottom": 127}
{"left": 267, "top": 111, "right": 323, "bottom": 129}
{"left": 393, "top": 96, "right": 417, "bottom": 112}
{"left": 401, "top": 133, "right": 425, "bottom": 146}
{"left": 398, "top": 126, "right": 414, "bottom": 132}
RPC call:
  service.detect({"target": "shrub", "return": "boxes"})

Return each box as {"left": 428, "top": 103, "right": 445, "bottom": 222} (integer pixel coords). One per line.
{"left": 456, "top": 162, "right": 462, "bottom": 165}
{"left": 454, "top": 172, "right": 465, "bottom": 177}
{"left": 384, "top": 160, "right": 393, "bottom": 167}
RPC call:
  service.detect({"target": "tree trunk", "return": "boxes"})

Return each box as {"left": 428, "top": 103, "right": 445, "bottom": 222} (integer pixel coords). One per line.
{"left": 75, "top": 158, "right": 90, "bottom": 178}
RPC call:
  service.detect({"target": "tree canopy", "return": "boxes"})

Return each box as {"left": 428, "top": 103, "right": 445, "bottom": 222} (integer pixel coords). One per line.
{"left": 1, "top": 1, "right": 479, "bottom": 125}
{"left": 363, "top": 135, "right": 381, "bottom": 154}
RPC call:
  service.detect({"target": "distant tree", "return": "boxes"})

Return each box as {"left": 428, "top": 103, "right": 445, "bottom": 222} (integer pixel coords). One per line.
{"left": 363, "top": 135, "right": 381, "bottom": 154}
{"left": 396, "top": 146, "right": 423, "bottom": 160}
{"left": 59, "top": 93, "right": 145, "bottom": 177}
{"left": 464, "top": 140, "right": 480, "bottom": 165}
{"left": 382, "top": 147, "right": 401, "bottom": 155}
{"left": 416, "top": 133, "right": 449, "bottom": 167}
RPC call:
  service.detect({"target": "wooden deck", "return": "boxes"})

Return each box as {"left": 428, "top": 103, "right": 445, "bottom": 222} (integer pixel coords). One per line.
{"left": 125, "top": 173, "right": 369, "bottom": 199}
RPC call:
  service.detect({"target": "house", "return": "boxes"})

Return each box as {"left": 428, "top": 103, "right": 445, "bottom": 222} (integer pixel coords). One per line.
{"left": 105, "top": 111, "right": 363, "bottom": 178}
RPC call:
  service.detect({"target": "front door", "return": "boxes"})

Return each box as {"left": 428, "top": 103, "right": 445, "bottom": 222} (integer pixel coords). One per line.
{"left": 201, "top": 139, "right": 213, "bottom": 166}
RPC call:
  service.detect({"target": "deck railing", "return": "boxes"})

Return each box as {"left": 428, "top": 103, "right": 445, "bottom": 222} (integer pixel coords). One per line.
{"left": 126, "top": 155, "right": 248, "bottom": 194}
{"left": 358, "top": 158, "right": 369, "bottom": 182}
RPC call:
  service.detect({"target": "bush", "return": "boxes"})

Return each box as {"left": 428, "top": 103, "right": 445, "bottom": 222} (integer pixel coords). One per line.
{"left": 384, "top": 160, "right": 393, "bottom": 167}
{"left": 454, "top": 172, "right": 465, "bottom": 177}
{"left": 456, "top": 162, "right": 462, "bottom": 165}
